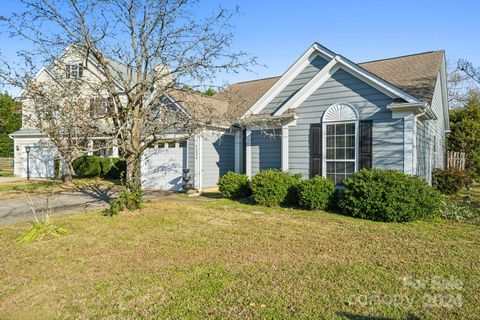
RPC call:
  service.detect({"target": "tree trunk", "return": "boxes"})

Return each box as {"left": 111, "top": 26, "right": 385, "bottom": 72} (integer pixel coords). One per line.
{"left": 126, "top": 154, "right": 142, "bottom": 189}
{"left": 63, "top": 159, "right": 74, "bottom": 183}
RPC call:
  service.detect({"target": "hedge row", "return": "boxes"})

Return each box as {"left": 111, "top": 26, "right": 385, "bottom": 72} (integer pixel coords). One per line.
{"left": 217, "top": 168, "right": 441, "bottom": 222}
{"left": 72, "top": 156, "right": 126, "bottom": 179}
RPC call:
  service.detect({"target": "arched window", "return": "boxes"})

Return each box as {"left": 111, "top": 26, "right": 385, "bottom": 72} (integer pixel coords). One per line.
{"left": 322, "top": 103, "right": 359, "bottom": 185}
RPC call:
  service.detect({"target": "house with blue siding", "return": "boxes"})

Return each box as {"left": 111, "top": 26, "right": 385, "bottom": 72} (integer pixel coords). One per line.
{"left": 210, "top": 42, "right": 449, "bottom": 187}
{"left": 11, "top": 42, "right": 449, "bottom": 190}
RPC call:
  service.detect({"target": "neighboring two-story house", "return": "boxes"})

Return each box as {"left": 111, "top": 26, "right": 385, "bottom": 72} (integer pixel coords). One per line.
{"left": 11, "top": 42, "right": 449, "bottom": 190}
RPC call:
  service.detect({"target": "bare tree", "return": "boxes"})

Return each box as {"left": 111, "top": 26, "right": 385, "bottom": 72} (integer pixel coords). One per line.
{"left": 448, "top": 60, "right": 480, "bottom": 108}
{"left": 0, "top": 0, "right": 255, "bottom": 187}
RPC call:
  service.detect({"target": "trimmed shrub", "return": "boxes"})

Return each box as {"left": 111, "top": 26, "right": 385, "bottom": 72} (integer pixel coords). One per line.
{"left": 218, "top": 172, "right": 250, "bottom": 199}
{"left": 339, "top": 169, "right": 441, "bottom": 222}
{"left": 105, "top": 158, "right": 126, "bottom": 179}
{"left": 432, "top": 168, "right": 472, "bottom": 195}
{"left": 72, "top": 156, "right": 125, "bottom": 179}
{"left": 251, "top": 169, "right": 302, "bottom": 207}
{"left": 298, "top": 176, "right": 336, "bottom": 210}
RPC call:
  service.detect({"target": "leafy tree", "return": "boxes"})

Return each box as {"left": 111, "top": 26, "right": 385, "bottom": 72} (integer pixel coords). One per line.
{"left": 0, "top": 93, "right": 21, "bottom": 157}
{"left": 204, "top": 88, "right": 217, "bottom": 96}
{"left": 447, "top": 96, "right": 480, "bottom": 176}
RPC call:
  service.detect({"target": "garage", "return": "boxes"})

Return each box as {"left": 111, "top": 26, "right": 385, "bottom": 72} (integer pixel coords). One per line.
{"left": 21, "top": 145, "right": 56, "bottom": 178}
{"left": 141, "top": 142, "right": 187, "bottom": 191}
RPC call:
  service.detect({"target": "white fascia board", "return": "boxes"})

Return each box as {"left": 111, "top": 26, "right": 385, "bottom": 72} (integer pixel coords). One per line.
{"left": 335, "top": 56, "right": 421, "bottom": 103}
{"left": 273, "top": 57, "right": 340, "bottom": 116}
{"left": 241, "top": 44, "right": 334, "bottom": 118}
{"left": 439, "top": 56, "right": 450, "bottom": 131}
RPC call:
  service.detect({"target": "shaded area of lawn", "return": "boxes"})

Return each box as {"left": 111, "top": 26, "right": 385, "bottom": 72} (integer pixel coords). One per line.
{"left": 0, "top": 178, "right": 119, "bottom": 196}
{"left": 0, "top": 196, "right": 479, "bottom": 319}
{"left": 0, "top": 170, "right": 13, "bottom": 177}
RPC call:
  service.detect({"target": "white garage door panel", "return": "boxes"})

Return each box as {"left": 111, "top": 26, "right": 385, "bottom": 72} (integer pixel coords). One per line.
{"left": 141, "top": 147, "right": 185, "bottom": 191}
{"left": 22, "top": 146, "right": 56, "bottom": 178}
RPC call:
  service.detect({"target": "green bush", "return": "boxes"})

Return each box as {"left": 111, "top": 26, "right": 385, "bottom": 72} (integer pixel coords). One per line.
{"left": 339, "top": 169, "right": 441, "bottom": 222}
{"left": 72, "top": 156, "right": 125, "bottom": 179}
{"left": 298, "top": 176, "right": 336, "bottom": 210}
{"left": 105, "top": 182, "right": 143, "bottom": 216}
{"left": 432, "top": 168, "right": 472, "bottom": 194}
{"left": 439, "top": 198, "right": 477, "bottom": 222}
{"left": 251, "top": 169, "right": 302, "bottom": 207}
{"left": 218, "top": 171, "right": 250, "bottom": 199}
{"left": 105, "top": 158, "right": 126, "bottom": 179}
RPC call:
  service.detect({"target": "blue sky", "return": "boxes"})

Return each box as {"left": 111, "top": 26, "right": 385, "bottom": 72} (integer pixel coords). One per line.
{"left": 1, "top": 0, "right": 479, "bottom": 91}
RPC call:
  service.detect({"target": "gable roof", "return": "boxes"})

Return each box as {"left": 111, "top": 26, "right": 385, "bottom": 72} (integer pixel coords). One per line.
{"left": 359, "top": 51, "right": 444, "bottom": 105}
{"left": 215, "top": 50, "right": 445, "bottom": 118}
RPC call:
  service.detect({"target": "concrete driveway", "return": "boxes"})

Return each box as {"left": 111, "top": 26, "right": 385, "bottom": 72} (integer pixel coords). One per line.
{"left": 0, "top": 185, "right": 115, "bottom": 225}
{"left": 0, "top": 185, "right": 176, "bottom": 225}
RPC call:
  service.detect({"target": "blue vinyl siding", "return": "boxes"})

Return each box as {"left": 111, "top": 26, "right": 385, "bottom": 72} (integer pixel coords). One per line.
{"left": 287, "top": 67, "right": 403, "bottom": 177}
{"left": 202, "top": 131, "right": 235, "bottom": 188}
{"left": 261, "top": 55, "right": 329, "bottom": 115}
{"left": 250, "top": 129, "right": 281, "bottom": 175}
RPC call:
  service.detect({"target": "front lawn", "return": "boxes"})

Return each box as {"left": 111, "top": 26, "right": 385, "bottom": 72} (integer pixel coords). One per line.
{"left": 1, "top": 196, "right": 479, "bottom": 319}
{"left": 0, "top": 178, "right": 118, "bottom": 196}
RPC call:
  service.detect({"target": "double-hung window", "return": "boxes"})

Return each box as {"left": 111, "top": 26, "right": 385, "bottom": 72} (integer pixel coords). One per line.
{"left": 325, "top": 122, "right": 356, "bottom": 185}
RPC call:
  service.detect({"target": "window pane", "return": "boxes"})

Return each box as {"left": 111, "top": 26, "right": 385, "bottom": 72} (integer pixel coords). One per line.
{"left": 327, "top": 136, "right": 335, "bottom": 147}
{"left": 327, "top": 162, "right": 335, "bottom": 173}
{"left": 345, "top": 162, "right": 355, "bottom": 174}
{"left": 326, "top": 149, "right": 335, "bottom": 159}
{"left": 336, "top": 148, "right": 345, "bottom": 159}
{"left": 168, "top": 142, "right": 175, "bottom": 148}
{"left": 346, "top": 123, "right": 355, "bottom": 134}
{"left": 346, "top": 148, "right": 355, "bottom": 160}
{"left": 336, "top": 124, "right": 345, "bottom": 135}
{"left": 335, "top": 174, "right": 344, "bottom": 185}
{"left": 335, "top": 162, "right": 345, "bottom": 174}
{"left": 179, "top": 141, "right": 187, "bottom": 148}
{"left": 346, "top": 136, "right": 355, "bottom": 147}
{"left": 336, "top": 136, "right": 345, "bottom": 147}
{"left": 326, "top": 173, "right": 335, "bottom": 181}
{"left": 158, "top": 143, "right": 165, "bottom": 148}
{"left": 326, "top": 125, "right": 335, "bottom": 136}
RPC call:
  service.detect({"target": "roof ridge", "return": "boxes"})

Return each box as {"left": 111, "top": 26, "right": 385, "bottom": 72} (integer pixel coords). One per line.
{"left": 228, "top": 75, "right": 280, "bottom": 86}
{"left": 359, "top": 50, "right": 444, "bottom": 65}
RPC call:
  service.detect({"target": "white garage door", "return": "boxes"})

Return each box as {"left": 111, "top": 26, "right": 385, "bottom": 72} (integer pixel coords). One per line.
{"left": 141, "top": 144, "right": 186, "bottom": 191}
{"left": 21, "top": 146, "right": 56, "bottom": 178}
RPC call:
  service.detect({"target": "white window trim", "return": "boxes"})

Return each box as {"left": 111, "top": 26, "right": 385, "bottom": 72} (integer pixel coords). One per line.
{"left": 322, "top": 120, "right": 360, "bottom": 179}
{"left": 321, "top": 103, "right": 360, "bottom": 180}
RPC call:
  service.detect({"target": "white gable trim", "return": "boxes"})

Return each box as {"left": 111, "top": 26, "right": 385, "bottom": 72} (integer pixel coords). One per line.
{"left": 241, "top": 43, "right": 335, "bottom": 119}
{"left": 273, "top": 57, "right": 340, "bottom": 116}
{"left": 273, "top": 55, "right": 422, "bottom": 116}
{"left": 335, "top": 56, "right": 421, "bottom": 103}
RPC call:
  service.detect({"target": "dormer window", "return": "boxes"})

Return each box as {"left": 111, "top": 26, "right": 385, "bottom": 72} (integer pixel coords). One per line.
{"left": 66, "top": 63, "right": 83, "bottom": 78}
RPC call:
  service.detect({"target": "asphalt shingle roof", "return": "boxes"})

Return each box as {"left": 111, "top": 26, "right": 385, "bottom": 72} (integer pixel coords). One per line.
{"left": 215, "top": 51, "right": 445, "bottom": 118}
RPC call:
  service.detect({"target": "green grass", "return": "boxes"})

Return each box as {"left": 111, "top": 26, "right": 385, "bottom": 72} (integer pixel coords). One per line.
{"left": 1, "top": 196, "right": 479, "bottom": 319}
{"left": 0, "top": 178, "right": 118, "bottom": 194}
{"left": 0, "top": 180, "right": 60, "bottom": 192}
{"left": 0, "top": 170, "right": 13, "bottom": 177}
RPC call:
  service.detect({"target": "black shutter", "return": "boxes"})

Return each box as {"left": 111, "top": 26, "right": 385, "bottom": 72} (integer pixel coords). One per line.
{"left": 360, "top": 121, "right": 373, "bottom": 169}
{"left": 310, "top": 124, "right": 322, "bottom": 177}
{"left": 66, "top": 65, "right": 70, "bottom": 78}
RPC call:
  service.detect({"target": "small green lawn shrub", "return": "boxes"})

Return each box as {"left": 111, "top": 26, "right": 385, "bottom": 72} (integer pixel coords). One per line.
{"left": 251, "top": 169, "right": 302, "bottom": 207}
{"left": 73, "top": 156, "right": 125, "bottom": 179}
{"left": 218, "top": 172, "right": 251, "bottom": 199}
{"left": 104, "top": 182, "right": 143, "bottom": 216}
{"left": 298, "top": 176, "right": 336, "bottom": 210}
{"left": 432, "top": 168, "right": 472, "bottom": 194}
{"left": 339, "top": 169, "right": 441, "bottom": 222}
{"left": 439, "top": 198, "right": 478, "bottom": 222}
